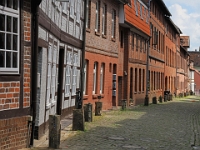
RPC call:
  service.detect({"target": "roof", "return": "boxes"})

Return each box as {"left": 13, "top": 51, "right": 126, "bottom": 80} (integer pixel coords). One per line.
{"left": 116, "top": 0, "right": 129, "bottom": 4}
{"left": 165, "top": 17, "right": 181, "bottom": 34}
{"left": 156, "top": 0, "right": 172, "bottom": 16}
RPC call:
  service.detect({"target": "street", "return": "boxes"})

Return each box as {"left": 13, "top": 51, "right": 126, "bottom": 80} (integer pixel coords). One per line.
{"left": 26, "top": 96, "right": 200, "bottom": 150}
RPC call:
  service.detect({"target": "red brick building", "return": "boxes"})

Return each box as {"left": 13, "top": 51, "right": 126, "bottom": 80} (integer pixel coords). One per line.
{"left": 164, "top": 17, "right": 180, "bottom": 95}
{"left": 176, "top": 36, "right": 190, "bottom": 95}
{"left": 119, "top": 0, "right": 150, "bottom": 105}
{"left": 194, "top": 70, "right": 200, "bottom": 95}
{"left": 83, "top": 0, "right": 127, "bottom": 109}
{"left": 149, "top": 0, "right": 171, "bottom": 101}
{"left": 0, "top": 0, "right": 32, "bottom": 149}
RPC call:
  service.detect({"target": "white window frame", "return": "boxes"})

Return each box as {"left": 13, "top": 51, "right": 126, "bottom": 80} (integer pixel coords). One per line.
{"left": 111, "top": 9, "right": 116, "bottom": 38}
{"left": 65, "top": 65, "right": 71, "bottom": 97}
{"left": 46, "top": 45, "right": 52, "bottom": 107}
{"left": 83, "top": 60, "right": 88, "bottom": 95}
{"left": 72, "top": 66, "right": 77, "bottom": 96}
{"left": 102, "top": 4, "right": 106, "bottom": 35}
{"left": 0, "top": 1, "right": 20, "bottom": 74}
{"left": 93, "top": 62, "right": 97, "bottom": 94}
{"left": 86, "top": 0, "right": 89, "bottom": 28}
{"left": 65, "top": 50, "right": 72, "bottom": 97}
{"left": 51, "top": 46, "right": 57, "bottom": 103}
{"left": 95, "top": 1, "right": 99, "bottom": 32}
{"left": 134, "top": 0, "right": 138, "bottom": 16}
{"left": 100, "top": 63, "right": 104, "bottom": 94}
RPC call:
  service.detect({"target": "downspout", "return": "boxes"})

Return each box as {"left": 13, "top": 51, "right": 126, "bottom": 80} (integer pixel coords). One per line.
{"left": 79, "top": 0, "right": 87, "bottom": 109}
{"left": 30, "top": 0, "right": 41, "bottom": 147}
{"left": 144, "top": 0, "right": 151, "bottom": 106}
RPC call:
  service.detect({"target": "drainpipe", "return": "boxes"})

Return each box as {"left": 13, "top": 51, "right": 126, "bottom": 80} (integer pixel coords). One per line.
{"left": 144, "top": 0, "right": 151, "bottom": 106}
{"left": 79, "top": 0, "right": 87, "bottom": 109}
{"left": 30, "top": 0, "right": 41, "bottom": 147}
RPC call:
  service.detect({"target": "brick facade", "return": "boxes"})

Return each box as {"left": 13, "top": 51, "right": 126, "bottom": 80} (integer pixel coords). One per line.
{"left": 83, "top": 0, "right": 121, "bottom": 109}
{"left": 0, "top": 0, "right": 32, "bottom": 149}
{"left": 0, "top": 116, "right": 31, "bottom": 150}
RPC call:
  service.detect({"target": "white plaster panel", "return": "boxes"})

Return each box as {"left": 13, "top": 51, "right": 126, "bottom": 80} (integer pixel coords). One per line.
{"left": 69, "top": 20, "right": 74, "bottom": 36}
{"left": 38, "top": 48, "right": 47, "bottom": 126}
{"left": 39, "top": 26, "right": 47, "bottom": 41}
{"left": 61, "top": 16, "right": 67, "bottom": 32}
{"left": 75, "top": 24, "right": 80, "bottom": 39}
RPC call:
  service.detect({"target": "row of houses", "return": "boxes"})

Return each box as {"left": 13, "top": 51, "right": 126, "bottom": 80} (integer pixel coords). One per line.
{"left": 0, "top": 0, "right": 192, "bottom": 149}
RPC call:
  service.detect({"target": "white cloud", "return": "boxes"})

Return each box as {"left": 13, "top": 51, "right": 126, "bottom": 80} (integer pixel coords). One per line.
{"left": 168, "top": 4, "right": 200, "bottom": 51}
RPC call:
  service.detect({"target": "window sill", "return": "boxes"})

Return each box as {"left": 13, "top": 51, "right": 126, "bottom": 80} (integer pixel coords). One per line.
{"left": 83, "top": 95, "right": 89, "bottom": 100}
{"left": 102, "top": 34, "right": 107, "bottom": 39}
{"left": 95, "top": 31, "right": 101, "bottom": 36}
{"left": 86, "top": 28, "right": 90, "bottom": 33}
{"left": 92, "top": 94, "right": 99, "bottom": 99}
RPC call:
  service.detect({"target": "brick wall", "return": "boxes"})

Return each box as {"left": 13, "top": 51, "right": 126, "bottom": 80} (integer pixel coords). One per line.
{"left": 0, "top": 82, "right": 20, "bottom": 111}
{"left": 0, "top": 0, "right": 32, "bottom": 149}
{"left": 0, "top": 116, "right": 30, "bottom": 150}
{"left": 84, "top": 0, "right": 120, "bottom": 109}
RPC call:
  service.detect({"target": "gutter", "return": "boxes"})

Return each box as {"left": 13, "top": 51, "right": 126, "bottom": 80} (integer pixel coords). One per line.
{"left": 30, "top": 0, "right": 41, "bottom": 147}
{"left": 79, "top": 0, "right": 87, "bottom": 109}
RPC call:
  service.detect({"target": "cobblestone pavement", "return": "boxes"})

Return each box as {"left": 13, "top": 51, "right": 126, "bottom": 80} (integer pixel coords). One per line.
{"left": 24, "top": 96, "right": 200, "bottom": 150}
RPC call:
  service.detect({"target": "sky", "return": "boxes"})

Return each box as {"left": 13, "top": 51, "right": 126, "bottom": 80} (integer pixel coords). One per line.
{"left": 163, "top": 0, "right": 200, "bottom": 51}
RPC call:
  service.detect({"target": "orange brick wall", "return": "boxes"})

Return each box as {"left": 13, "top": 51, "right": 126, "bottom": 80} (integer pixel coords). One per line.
{"left": 84, "top": 0, "right": 120, "bottom": 109}
{"left": 0, "top": 82, "right": 20, "bottom": 111}
{"left": 0, "top": 116, "right": 30, "bottom": 150}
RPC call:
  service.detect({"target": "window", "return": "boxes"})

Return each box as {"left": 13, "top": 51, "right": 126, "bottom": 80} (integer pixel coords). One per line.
{"left": 132, "top": 33, "right": 134, "bottom": 50}
{"left": 83, "top": 60, "right": 88, "bottom": 95}
{"left": 93, "top": 62, "right": 98, "bottom": 94}
{"left": 46, "top": 45, "right": 52, "bottom": 107}
{"left": 134, "top": 0, "right": 138, "bottom": 16}
{"left": 95, "top": 1, "right": 100, "bottom": 32}
{"left": 136, "top": 35, "right": 139, "bottom": 51}
{"left": 140, "top": 4, "right": 143, "bottom": 19}
{"left": 143, "top": 69, "right": 145, "bottom": 91}
{"left": 100, "top": 63, "right": 105, "bottom": 94}
{"left": 70, "top": 0, "right": 74, "bottom": 18}
{"left": 51, "top": 46, "right": 57, "bottom": 103}
{"left": 140, "top": 37, "right": 142, "bottom": 52}
{"left": 72, "top": 66, "right": 77, "bottom": 95}
{"left": 146, "top": 8, "right": 149, "bottom": 23}
{"left": 120, "top": 30, "right": 124, "bottom": 48}
{"left": 102, "top": 4, "right": 107, "bottom": 35}
{"left": 135, "top": 68, "right": 137, "bottom": 92}
{"left": 0, "top": 0, "right": 19, "bottom": 74}
{"left": 139, "top": 69, "right": 141, "bottom": 92}
{"left": 65, "top": 51, "right": 72, "bottom": 97}
{"left": 111, "top": 9, "right": 116, "bottom": 39}
{"left": 76, "top": 0, "right": 81, "bottom": 23}
{"left": 65, "top": 65, "right": 71, "bottom": 97}
{"left": 86, "top": 0, "right": 91, "bottom": 29}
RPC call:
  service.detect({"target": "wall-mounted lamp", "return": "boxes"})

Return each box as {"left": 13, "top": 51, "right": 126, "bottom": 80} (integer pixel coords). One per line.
{"left": 124, "top": 71, "right": 127, "bottom": 76}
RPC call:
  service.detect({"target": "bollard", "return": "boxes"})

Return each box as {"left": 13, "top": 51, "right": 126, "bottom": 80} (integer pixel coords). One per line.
{"left": 49, "top": 115, "right": 61, "bottom": 149}
{"left": 95, "top": 102, "right": 102, "bottom": 116}
{"left": 121, "top": 99, "right": 126, "bottom": 110}
{"left": 84, "top": 103, "right": 93, "bottom": 122}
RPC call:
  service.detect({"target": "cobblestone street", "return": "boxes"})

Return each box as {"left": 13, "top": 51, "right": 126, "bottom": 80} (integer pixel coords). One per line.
{"left": 26, "top": 96, "right": 200, "bottom": 150}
